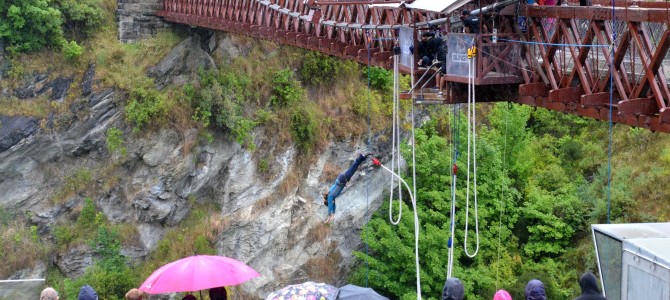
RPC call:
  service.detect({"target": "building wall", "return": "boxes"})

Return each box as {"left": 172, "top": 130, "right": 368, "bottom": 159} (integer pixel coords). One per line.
{"left": 117, "top": 0, "right": 170, "bottom": 43}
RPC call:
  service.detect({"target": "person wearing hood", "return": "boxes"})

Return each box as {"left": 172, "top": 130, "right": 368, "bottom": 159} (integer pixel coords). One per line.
{"left": 525, "top": 279, "right": 547, "bottom": 300}
{"left": 442, "top": 277, "right": 465, "bottom": 300}
{"left": 574, "top": 272, "right": 608, "bottom": 300}
{"left": 77, "top": 285, "right": 98, "bottom": 300}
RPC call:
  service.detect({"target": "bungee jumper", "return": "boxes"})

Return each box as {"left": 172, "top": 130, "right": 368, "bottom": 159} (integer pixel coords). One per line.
{"left": 323, "top": 152, "right": 381, "bottom": 223}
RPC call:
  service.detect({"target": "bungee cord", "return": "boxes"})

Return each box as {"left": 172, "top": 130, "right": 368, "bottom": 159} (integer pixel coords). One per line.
{"left": 464, "top": 43, "right": 480, "bottom": 258}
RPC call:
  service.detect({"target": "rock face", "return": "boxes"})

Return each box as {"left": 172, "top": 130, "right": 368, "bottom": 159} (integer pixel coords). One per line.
{"left": 1, "top": 32, "right": 400, "bottom": 298}
{"left": 117, "top": 0, "right": 169, "bottom": 43}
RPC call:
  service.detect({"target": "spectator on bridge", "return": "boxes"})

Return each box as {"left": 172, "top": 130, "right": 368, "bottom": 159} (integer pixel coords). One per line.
{"left": 418, "top": 31, "right": 441, "bottom": 68}
{"left": 40, "top": 287, "right": 59, "bottom": 300}
{"left": 461, "top": 10, "right": 487, "bottom": 34}
{"left": 573, "top": 272, "right": 608, "bottom": 300}
{"left": 323, "top": 152, "right": 379, "bottom": 223}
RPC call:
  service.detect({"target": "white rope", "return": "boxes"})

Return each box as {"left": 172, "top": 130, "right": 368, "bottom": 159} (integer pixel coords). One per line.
{"left": 379, "top": 163, "right": 421, "bottom": 299}
{"left": 464, "top": 44, "right": 480, "bottom": 258}
{"left": 447, "top": 162, "right": 457, "bottom": 278}
{"left": 411, "top": 82, "right": 422, "bottom": 300}
{"left": 389, "top": 51, "right": 402, "bottom": 225}
{"left": 385, "top": 45, "right": 420, "bottom": 298}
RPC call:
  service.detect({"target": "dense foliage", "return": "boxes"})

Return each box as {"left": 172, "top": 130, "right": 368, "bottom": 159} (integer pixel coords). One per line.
{"left": 350, "top": 104, "right": 625, "bottom": 299}
{"left": 0, "top": 0, "right": 105, "bottom": 53}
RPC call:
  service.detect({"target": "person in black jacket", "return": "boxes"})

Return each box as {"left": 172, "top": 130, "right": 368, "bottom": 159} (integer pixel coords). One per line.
{"left": 573, "top": 272, "right": 608, "bottom": 300}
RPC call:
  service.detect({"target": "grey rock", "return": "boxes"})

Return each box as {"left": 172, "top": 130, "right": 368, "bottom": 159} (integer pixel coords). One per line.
{"left": 0, "top": 115, "right": 40, "bottom": 153}
{"left": 81, "top": 63, "right": 96, "bottom": 97}
{"left": 14, "top": 73, "right": 50, "bottom": 99}
{"left": 46, "top": 77, "right": 74, "bottom": 102}
{"left": 55, "top": 244, "right": 94, "bottom": 278}
{"left": 147, "top": 37, "right": 217, "bottom": 90}
{"left": 8, "top": 261, "right": 46, "bottom": 280}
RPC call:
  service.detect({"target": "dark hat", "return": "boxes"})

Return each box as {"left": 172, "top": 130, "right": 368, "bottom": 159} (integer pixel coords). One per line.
{"left": 461, "top": 9, "right": 470, "bottom": 15}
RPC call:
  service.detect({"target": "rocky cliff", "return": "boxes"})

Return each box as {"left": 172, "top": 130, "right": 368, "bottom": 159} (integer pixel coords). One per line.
{"left": 0, "top": 31, "right": 400, "bottom": 298}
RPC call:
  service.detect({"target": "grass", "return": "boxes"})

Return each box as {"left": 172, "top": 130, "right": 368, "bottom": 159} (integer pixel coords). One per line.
{"left": 0, "top": 216, "right": 46, "bottom": 278}
{"left": 51, "top": 169, "right": 94, "bottom": 204}
{"left": 135, "top": 201, "right": 223, "bottom": 281}
{"left": 304, "top": 241, "right": 341, "bottom": 282}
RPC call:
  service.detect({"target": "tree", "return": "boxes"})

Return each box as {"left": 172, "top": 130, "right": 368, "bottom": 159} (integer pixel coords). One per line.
{"left": 0, "top": 0, "right": 64, "bottom": 53}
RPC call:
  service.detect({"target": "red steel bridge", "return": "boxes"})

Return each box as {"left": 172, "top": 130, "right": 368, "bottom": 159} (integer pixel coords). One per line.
{"left": 157, "top": 0, "right": 670, "bottom": 133}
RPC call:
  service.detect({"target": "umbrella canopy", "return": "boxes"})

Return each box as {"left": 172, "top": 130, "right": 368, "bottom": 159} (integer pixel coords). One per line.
{"left": 266, "top": 281, "right": 338, "bottom": 300}
{"left": 139, "top": 255, "right": 260, "bottom": 294}
{"left": 336, "top": 284, "right": 389, "bottom": 300}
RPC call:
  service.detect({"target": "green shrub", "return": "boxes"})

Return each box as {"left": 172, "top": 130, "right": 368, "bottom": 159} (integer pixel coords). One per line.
{"left": 62, "top": 40, "right": 83, "bottom": 60}
{"left": 56, "top": 0, "right": 105, "bottom": 34}
{"left": 105, "top": 127, "right": 127, "bottom": 156}
{"left": 0, "top": 0, "right": 65, "bottom": 53}
{"left": 290, "top": 105, "right": 319, "bottom": 151}
{"left": 125, "top": 85, "right": 170, "bottom": 132}
{"left": 299, "top": 51, "right": 359, "bottom": 87}
{"left": 270, "top": 68, "right": 304, "bottom": 107}
{"left": 365, "top": 66, "right": 393, "bottom": 93}
{"left": 184, "top": 69, "right": 260, "bottom": 148}
{"left": 62, "top": 226, "right": 137, "bottom": 300}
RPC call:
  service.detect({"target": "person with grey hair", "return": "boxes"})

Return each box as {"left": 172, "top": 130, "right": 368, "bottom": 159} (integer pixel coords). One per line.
{"left": 40, "top": 287, "right": 59, "bottom": 300}
{"left": 442, "top": 277, "right": 465, "bottom": 300}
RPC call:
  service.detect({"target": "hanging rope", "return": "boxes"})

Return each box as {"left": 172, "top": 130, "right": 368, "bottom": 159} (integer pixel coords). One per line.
{"left": 410, "top": 87, "right": 422, "bottom": 300}
{"left": 464, "top": 43, "right": 480, "bottom": 258}
{"left": 447, "top": 102, "right": 460, "bottom": 279}
{"left": 389, "top": 40, "right": 403, "bottom": 225}
{"left": 376, "top": 34, "right": 421, "bottom": 299}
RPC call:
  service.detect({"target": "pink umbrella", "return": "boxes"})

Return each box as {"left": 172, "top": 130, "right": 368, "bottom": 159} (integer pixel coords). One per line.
{"left": 139, "top": 255, "right": 260, "bottom": 294}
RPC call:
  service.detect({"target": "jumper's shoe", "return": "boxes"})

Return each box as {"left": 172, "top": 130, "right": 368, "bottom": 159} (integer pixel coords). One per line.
{"left": 372, "top": 157, "right": 381, "bottom": 167}
{"left": 438, "top": 91, "right": 444, "bottom": 95}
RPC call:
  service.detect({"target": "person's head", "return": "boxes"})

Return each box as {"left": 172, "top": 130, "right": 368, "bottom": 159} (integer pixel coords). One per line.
{"left": 209, "top": 286, "right": 228, "bottom": 300}
{"left": 125, "top": 288, "right": 144, "bottom": 300}
{"left": 579, "top": 272, "right": 601, "bottom": 294}
{"left": 461, "top": 9, "right": 471, "bottom": 18}
{"left": 323, "top": 191, "right": 329, "bottom": 201}
{"left": 493, "top": 289, "right": 513, "bottom": 300}
{"left": 181, "top": 295, "right": 197, "bottom": 300}
{"left": 524, "top": 279, "right": 546, "bottom": 300}
{"left": 77, "top": 285, "right": 98, "bottom": 300}
{"left": 442, "top": 277, "right": 465, "bottom": 300}
{"left": 40, "top": 287, "right": 59, "bottom": 300}
{"left": 421, "top": 31, "right": 435, "bottom": 40}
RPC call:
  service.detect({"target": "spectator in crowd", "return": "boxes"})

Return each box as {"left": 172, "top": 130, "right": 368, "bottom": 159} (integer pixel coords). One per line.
{"left": 40, "top": 287, "right": 59, "bottom": 300}
{"left": 525, "top": 279, "right": 547, "bottom": 300}
{"left": 442, "top": 277, "right": 465, "bottom": 300}
{"left": 493, "top": 289, "right": 513, "bottom": 300}
{"left": 209, "top": 286, "right": 229, "bottom": 300}
{"left": 77, "top": 285, "right": 98, "bottom": 300}
{"left": 573, "top": 272, "right": 608, "bottom": 300}
{"left": 125, "top": 288, "right": 144, "bottom": 300}
{"left": 182, "top": 295, "right": 196, "bottom": 300}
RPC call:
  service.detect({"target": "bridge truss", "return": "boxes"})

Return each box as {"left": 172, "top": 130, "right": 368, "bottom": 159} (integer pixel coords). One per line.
{"left": 157, "top": 0, "right": 670, "bottom": 133}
